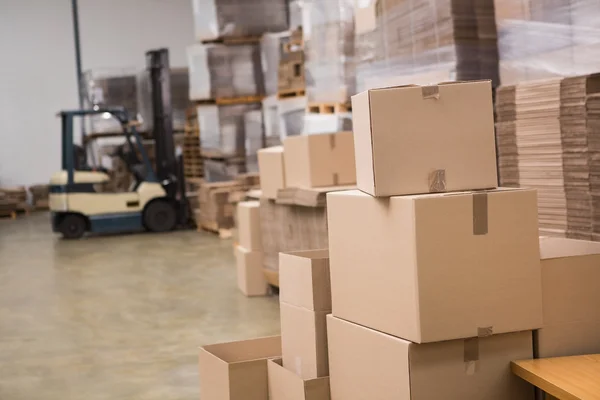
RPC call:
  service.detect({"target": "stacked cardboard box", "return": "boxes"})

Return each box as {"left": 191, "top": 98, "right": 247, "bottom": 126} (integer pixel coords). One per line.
{"left": 268, "top": 250, "right": 331, "bottom": 400}
{"left": 256, "top": 133, "right": 356, "bottom": 277}
{"left": 495, "top": 0, "right": 600, "bottom": 86}
{"left": 354, "top": 0, "right": 499, "bottom": 92}
{"left": 496, "top": 74, "right": 600, "bottom": 239}
{"left": 195, "top": 175, "right": 260, "bottom": 233}
{"left": 278, "top": 29, "right": 306, "bottom": 98}
{"left": 325, "top": 80, "right": 543, "bottom": 399}
{"left": 235, "top": 201, "right": 268, "bottom": 296}
{"left": 0, "top": 187, "right": 28, "bottom": 213}
{"left": 538, "top": 237, "right": 600, "bottom": 358}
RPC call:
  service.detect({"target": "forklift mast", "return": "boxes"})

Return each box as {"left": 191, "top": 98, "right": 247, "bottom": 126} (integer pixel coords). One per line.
{"left": 146, "top": 48, "right": 177, "bottom": 198}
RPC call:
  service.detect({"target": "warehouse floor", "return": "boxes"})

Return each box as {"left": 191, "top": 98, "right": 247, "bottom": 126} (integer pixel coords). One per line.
{"left": 0, "top": 213, "right": 280, "bottom": 400}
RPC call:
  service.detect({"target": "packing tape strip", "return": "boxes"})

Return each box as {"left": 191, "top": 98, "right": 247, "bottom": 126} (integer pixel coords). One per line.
{"left": 422, "top": 85, "right": 440, "bottom": 99}
{"left": 478, "top": 326, "right": 493, "bottom": 337}
{"left": 332, "top": 173, "right": 339, "bottom": 186}
{"left": 472, "top": 193, "right": 488, "bottom": 235}
{"left": 329, "top": 133, "right": 336, "bottom": 149}
{"left": 428, "top": 169, "right": 446, "bottom": 193}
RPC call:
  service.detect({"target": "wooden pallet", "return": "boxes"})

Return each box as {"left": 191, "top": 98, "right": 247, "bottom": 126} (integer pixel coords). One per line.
{"left": 278, "top": 88, "right": 306, "bottom": 99}
{"left": 193, "top": 95, "right": 265, "bottom": 107}
{"left": 201, "top": 35, "right": 261, "bottom": 46}
{"left": 307, "top": 102, "right": 352, "bottom": 114}
{"left": 0, "top": 210, "right": 17, "bottom": 220}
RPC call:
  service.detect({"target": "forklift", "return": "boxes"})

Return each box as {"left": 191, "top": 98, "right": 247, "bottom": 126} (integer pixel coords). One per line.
{"left": 50, "top": 49, "right": 190, "bottom": 239}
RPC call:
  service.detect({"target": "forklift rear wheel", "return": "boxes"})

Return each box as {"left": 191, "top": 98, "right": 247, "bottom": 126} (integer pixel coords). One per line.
{"left": 59, "top": 214, "right": 87, "bottom": 239}
{"left": 143, "top": 200, "right": 176, "bottom": 233}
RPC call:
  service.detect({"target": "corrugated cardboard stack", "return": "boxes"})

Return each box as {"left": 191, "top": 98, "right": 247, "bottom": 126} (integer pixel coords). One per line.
{"left": 495, "top": 0, "right": 600, "bottom": 86}
{"left": 354, "top": 0, "right": 500, "bottom": 92}
{"left": 304, "top": 0, "right": 355, "bottom": 105}
{"left": 191, "top": 0, "right": 288, "bottom": 43}
{"left": 29, "top": 184, "right": 50, "bottom": 210}
{"left": 325, "top": 80, "right": 543, "bottom": 399}
{"left": 496, "top": 74, "right": 600, "bottom": 239}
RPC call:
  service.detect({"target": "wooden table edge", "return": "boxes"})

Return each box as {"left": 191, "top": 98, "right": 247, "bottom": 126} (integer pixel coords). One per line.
{"left": 511, "top": 361, "right": 581, "bottom": 400}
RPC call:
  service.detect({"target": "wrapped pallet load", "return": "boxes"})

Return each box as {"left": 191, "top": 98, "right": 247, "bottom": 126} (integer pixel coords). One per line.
{"left": 187, "top": 43, "right": 265, "bottom": 101}
{"left": 83, "top": 68, "right": 138, "bottom": 133}
{"left": 354, "top": 0, "right": 500, "bottom": 91}
{"left": 304, "top": 0, "right": 355, "bottom": 104}
{"left": 137, "top": 67, "right": 190, "bottom": 131}
{"left": 495, "top": 0, "right": 600, "bottom": 85}
{"left": 191, "top": 0, "right": 289, "bottom": 42}
{"left": 197, "top": 103, "right": 262, "bottom": 158}
{"left": 261, "top": 31, "right": 292, "bottom": 97}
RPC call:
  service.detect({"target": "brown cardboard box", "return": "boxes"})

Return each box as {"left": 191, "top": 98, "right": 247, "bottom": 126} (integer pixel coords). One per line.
{"left": 199, "top": 336, "right": 282, "bottom": 400}
{"left": 351, "top": 80, "right": 498, "bottom": 196}
{"left": 258, "top": 146, "right": 286, "bottom": 199}
{"left": 283, "top": 132, "right": 356, "bottom": 189}
{"left": 237, "top": 201, "right": 263, "bottom": 251}
{"left": 235, "top": 245, "right": 268, "bottom": 296}
{"left": 280, "top": 302, "right": 329, "bottom": 379}
{"left": 327, "top": 315, "right": 534, "bottom": 400}
{"left": 537, "top": 237, "right": 600, "bottom": 358}
{"left": 268, "top": 358, "right": 330, "bottom": 400}
{"left": 279, "top": 250, "right": 331, "bottom": 311}
{"left": 327, "top": 188, "right": 543, "bottom": 343}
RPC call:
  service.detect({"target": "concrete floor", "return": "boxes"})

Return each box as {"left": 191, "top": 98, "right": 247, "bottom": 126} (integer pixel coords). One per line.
{"left": 0, "top": 213, "right": 280, "bottom": 400}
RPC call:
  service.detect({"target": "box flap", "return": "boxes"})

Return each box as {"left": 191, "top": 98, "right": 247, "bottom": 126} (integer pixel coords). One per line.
{"left": 268, "top": 358, "right": 330, "bottom": 400}
{"left": 540, "top": 237, "right": 600, "bottom": 260}
{"left": 350, "top": 91, "right": 376, "bottom": 194}
{"left": 202, "top": 336, "right": 282, "bottom": 363}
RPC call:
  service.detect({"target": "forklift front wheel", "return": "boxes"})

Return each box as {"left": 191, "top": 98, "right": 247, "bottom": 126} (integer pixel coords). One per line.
{"left": 143, "top": 200, "right": 176, "bottom": 233}
{"left": 59, "top": 214, "right": 87, "bottom": 240}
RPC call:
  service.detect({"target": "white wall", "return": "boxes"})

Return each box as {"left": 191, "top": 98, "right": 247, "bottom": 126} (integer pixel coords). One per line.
{"left": 0, "top": 0, "right": 194, "bottom": 186}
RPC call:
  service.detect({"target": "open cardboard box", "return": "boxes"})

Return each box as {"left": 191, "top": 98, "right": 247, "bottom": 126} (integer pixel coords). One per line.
{"left": 199, "top": 336, "right": 282, "bottom": 400}
{"left": 268, "top": 358, "right": 330, "bottom": 400}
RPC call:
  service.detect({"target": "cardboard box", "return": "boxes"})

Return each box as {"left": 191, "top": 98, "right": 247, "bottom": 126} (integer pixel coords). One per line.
{"left": 351, "top": 80, "right": 498, "bottom": 196}
{"left": 235, "top": 245, "right": 268, "bottom": 296}
{"left": 327, "top": 315, "right": 534, "bottom": 400}
{"left": 199, "top": 336, "right": 282, "bottom": 400}
{"left": 327, "top": 188, "right": 543, "bottom": 343}
{"left": 280, "top": 302, "right": 329, "bottom": 379}
{"left": 258, "top": 146, "right": 286, "bottom": 199}
{"left": 283, "top": 132, "right": 356, "bottom": 188}
{"left": 537, "top": 237, "right": 600, "bottom": 358}
{"left": 237, "top": 201, "right": 263, "bottom": 251}
{"left": 279, "top": 250, "right": 331, "bottom": 311}
{"left": 268, "top": 358, "right": 330, "bottom": 400}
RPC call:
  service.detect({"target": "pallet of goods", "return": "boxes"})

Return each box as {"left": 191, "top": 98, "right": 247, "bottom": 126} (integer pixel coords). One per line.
{"left": 191, "top": 0, "right": 288, "bottom": 43}
{"left": 495, "top": 0, "right": 600, "bottom": 86}
{"left": 0, "top": 186, "right": 29, "bottom": 215}
{"left": 354, "top": 0, "right": 499, "bottom": 90}
{"left": 29, "top": 184, "right": 50, "bottom": 210}
{"left": 194, "top": 174, "right": 260, "bottom": 235}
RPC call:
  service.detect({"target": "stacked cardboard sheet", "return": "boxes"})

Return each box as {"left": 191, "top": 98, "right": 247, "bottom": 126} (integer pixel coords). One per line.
{"left": 354, "top": 0, "right": 499, "bottom": 92}
{"left": 191, "top": 0, "right": 288, "bottom": 42}
{"left": 187, "top": 43, "right": 265, "bottom": 101}
{"left": 496, "top": 74, "right": 600, "bottom": 239}
{"left": 304, "top": 0, "right": 355, "bottom": 103}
